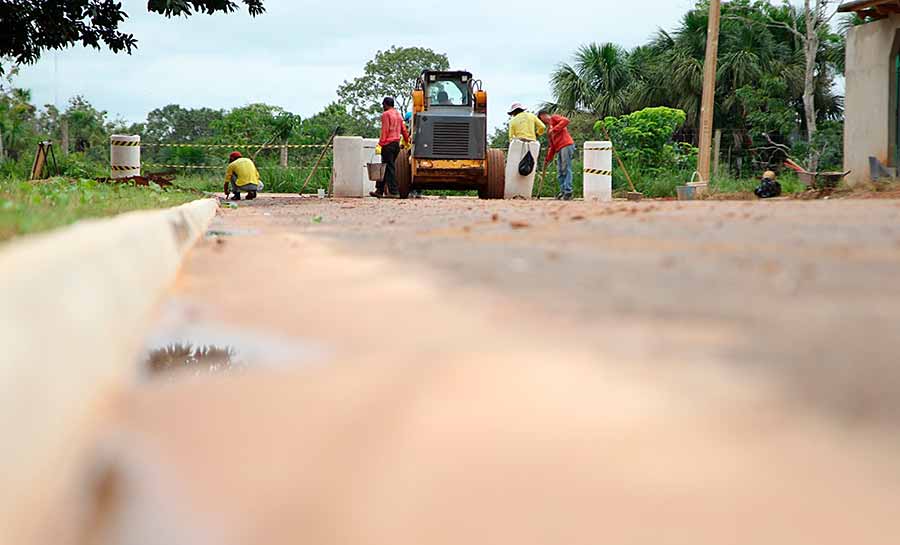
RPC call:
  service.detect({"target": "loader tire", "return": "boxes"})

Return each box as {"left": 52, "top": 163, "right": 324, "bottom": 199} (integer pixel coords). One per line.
{"left": 479, "top": 148, "right": 506, "bottom": 199}
{"left": 396, "top": 149, "right": 412, "bottom": 199}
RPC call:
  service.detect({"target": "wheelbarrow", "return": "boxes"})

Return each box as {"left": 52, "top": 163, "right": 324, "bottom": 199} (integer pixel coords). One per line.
{"left": 797, "top": 170, "right": 851, "bottom": 189}
{"left": 784, "top": 159, "right": 850, "bottom": 189}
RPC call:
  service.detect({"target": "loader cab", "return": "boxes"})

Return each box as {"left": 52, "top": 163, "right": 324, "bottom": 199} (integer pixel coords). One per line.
{"left": 423, "top": 72, "right": 473, "bottom": 108}
{"left": 411, "top": 70, "right": 487, "bottom": 161}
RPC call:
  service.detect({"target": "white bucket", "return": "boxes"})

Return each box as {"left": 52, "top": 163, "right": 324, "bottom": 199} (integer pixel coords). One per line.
{"left": 504, "top": 139, "right": 541, "bottom": 199}
{"left": 332, "top": 136, "right": 364, "bottom": 197}
{"left": 361, "top": 138, "right": 380, "bottom": 195}
{"left": 110, "top": 135, "right": 140, "bottom": 179}
{"left": 583, "top": 141, "right": 612, "bottom": 201}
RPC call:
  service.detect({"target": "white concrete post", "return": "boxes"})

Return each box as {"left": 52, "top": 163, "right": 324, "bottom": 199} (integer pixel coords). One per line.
{"left": 361, "top": 138, "right": 380, "bottom": 196}
{"left": 110, "top": 135, "right": 141, "bottom": 179}
{"left": 583, "top": 141, "right": 612, "bottom": 202}
{"left": 332, "top": 136, "right": 364, "bottom": 197}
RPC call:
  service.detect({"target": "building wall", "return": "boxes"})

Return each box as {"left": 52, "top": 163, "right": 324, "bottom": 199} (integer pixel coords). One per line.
{"left": 844, "top": 16, "right": 900, "bottom": 186}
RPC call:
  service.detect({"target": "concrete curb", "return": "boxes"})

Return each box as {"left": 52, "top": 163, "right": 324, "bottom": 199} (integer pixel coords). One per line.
{"left": 0, "top": 198, "right": 218, "bottom": 545}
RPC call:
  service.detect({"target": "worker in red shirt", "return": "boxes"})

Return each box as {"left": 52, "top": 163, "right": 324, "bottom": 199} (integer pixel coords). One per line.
{"left": 372, "top": 97, "right": 410, "bottom": 198}
{"left": 539, "top": 111, "right": 576, "bottom": 200}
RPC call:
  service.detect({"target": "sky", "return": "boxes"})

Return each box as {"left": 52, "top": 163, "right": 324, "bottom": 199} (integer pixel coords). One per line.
{"left": 15, "top": 0, "right": 697, "bottom": 132}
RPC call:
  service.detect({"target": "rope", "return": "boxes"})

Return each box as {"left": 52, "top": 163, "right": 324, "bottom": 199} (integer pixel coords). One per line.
{"left": 144, "top": 143, "right": 332, "bottom": 149}
{"left": 142, "top": 163, "right": 325, "bottom": 171}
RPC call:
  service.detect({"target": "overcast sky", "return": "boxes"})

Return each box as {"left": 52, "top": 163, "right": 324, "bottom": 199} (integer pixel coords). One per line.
{"left": 16, "top": 0, "right": 697, "bottom": 132}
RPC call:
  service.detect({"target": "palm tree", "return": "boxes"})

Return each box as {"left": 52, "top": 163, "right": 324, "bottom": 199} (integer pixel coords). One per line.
{"left": 550, "top": 43, "right": 634, "bottom": 118}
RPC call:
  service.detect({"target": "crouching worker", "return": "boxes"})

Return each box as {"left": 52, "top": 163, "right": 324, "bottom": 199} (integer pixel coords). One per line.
{"left": 754, "top": 170, "right": 782, "bottom": 199}
{"left": 224, "top": 151, "right": 264, "bottom": 201}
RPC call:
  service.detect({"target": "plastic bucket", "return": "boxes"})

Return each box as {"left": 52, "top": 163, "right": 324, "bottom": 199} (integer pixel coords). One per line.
{"left": 367, "top": 163, "right": 386, "bottom": 182}
{"left": 676, "top": 185, "right": 696, "bottom": 201}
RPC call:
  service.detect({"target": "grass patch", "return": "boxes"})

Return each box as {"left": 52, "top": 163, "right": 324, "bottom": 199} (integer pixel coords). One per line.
{"left": 0, "top": 177, "right": 198, "bottom": 242}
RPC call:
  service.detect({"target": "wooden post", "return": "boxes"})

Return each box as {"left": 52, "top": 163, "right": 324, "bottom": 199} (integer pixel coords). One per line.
{"left": 61, "top": 119, "right": 70, "bottom": 156}
{"left": 695, "top": 0, "right": 722, "bottom": 186}
{"left": 712, "top": 129, "right": 722, "bottom": 178}
{"left": 280, "top": 145, "right": 288, "bottom": 167}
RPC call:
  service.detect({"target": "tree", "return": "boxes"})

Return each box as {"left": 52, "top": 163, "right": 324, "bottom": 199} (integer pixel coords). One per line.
{"left": 0, "top": 0, "right": 265, "bottom": 73}
{"left": 337, "top": 46, "right": 450, "bottom": 126}
{"left": 0, "top": 65, "right": 37, "bottom": 160}
{"left": 212, "top": 103, "right": 297, "bottom": 145}
{"left": 302, "top": 102, "right": 376, "bottom": 140}
{"left": 144, "top": 105, "right": 225, "bottom": 142}
{"left": 549, "top": 43, "right": 634, "bottom": 118}
{"left": 62, "top": 95, "right": 109, "bottom": 154}
{"left": 730, "top": 0, "right": 842, "bottom": 172}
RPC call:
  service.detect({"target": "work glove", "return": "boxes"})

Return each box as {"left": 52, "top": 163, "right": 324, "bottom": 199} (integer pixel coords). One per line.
{"left": 375, "top": 145, "right": 382, "bottom": 155}
{"left": 402, "top": 141, "right": 412, "bottom": 151}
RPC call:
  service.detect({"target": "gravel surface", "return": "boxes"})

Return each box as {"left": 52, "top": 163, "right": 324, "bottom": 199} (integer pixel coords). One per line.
{"left": 204, "top": 195, "right": 900, "bottom": 425}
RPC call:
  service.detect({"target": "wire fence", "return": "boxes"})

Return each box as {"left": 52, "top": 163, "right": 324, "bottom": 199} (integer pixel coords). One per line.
{"left": 140, "top": 141, "right": 335, "bottom": 193}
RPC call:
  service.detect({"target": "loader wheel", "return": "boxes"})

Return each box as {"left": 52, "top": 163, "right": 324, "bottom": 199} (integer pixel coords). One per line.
{"left": 396, "top": 149, "right": 412, "bottom": 199}
{"left": 479, "top": 148, "right": 506, "bottom": 199}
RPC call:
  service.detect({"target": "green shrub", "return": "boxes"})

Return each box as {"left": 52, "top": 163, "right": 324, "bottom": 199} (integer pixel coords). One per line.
{"left": 597, "top": 107, "right": 696, "bottom": 170}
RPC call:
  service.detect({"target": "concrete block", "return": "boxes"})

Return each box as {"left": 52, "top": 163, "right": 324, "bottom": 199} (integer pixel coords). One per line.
{"left": 332, "top": 136, "right": 364, "bottom": 197}
{"left": 362, "top": 138, "right": 380, "bottom": 196}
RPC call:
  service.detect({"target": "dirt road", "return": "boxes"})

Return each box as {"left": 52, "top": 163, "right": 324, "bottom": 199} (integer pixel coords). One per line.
{"left": 90, "top": 195, "right": 900, "bottom": 545}
{"left": 162, "top": 195, "right": 900, "bottom": 423}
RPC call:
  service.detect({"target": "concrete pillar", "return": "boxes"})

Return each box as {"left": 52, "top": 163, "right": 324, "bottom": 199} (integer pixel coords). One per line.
{"left": 110, "top": 135, "right": 140, "bottom": 179}
{"left": 280, "top": 145, "right": 288, "bottom": 168}
{"left": 361, "top": 138, "right": 380, "bottom": 196}
{"left": 332, "top": 136, "right": 364, "bottom": 197}
{"left": 583, "top": 141, "right": 612, "bottom": 202}
{"left": 844, "top": 16, "right": 900, "bottom": 186}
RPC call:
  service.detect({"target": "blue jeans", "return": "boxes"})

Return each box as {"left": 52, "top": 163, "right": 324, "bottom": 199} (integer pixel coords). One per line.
{"left": 557, "top": 144, "right": 575, "bottom": 194}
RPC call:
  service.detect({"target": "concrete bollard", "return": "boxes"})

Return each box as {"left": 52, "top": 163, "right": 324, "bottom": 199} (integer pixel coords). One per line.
{"left": 332, "top": 137, "right": 364, "bottom": 197}
{"left": 110, "top": 135, "right": 141, "bottom": 179}
{"left": 583, "top": 141, "right": 612, "bottom": 202}
{"left": 361, "top": 138, "right": 380, "bottom": 196}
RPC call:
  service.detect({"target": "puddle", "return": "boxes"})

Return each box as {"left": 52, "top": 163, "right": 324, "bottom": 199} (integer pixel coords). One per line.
{"left": 140, "top": 300, "right": 329, "bottom": 380}
{"left": 144, "top": 343, "right": 238, "bottom": 376}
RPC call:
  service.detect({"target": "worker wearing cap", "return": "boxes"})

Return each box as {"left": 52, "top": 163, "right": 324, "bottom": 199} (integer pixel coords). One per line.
{"left": 505, "top": 103, "right": 545, "bottom": 199}
{"left": 539, "top": 111, "right": 576, "bottom": 200}
{"left": 507, "top": 103, "right": 546, "bottom": 142}
{"left": 373, "top": 97, "right": 410, "bottom": 199}
{"left": 224, "top": 151, "right": 264, "bottom": 201}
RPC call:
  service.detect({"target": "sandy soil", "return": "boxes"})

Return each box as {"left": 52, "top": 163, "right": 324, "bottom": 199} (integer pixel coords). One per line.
{"left": 200, "top": 195, "right": 900, "bottom": 425}
{"left": 79, "top": 195, "right": 900, "bottom": 545}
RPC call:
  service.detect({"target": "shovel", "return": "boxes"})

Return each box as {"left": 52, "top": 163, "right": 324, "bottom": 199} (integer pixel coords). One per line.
{"left": 535, "top": 159, "right": 550, "bottom": 199}
{"left": 598, "top": 123, "right": 642, "bottom": 201}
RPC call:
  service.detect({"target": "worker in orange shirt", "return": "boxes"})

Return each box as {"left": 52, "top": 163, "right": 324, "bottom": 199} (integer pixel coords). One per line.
{"left": 372, "top": 97, "right": 410, "bottom": 199}
{"left": 539, "top": 111, "right": 576, "bottom": 200}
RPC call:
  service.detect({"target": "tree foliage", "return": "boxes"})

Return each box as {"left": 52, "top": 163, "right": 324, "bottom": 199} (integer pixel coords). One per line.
{"left": 337, "top": 46, "right": 450, "bottom": 126}
{"left": 548, "top": 0, "right": 846, "bottom": 173}
{"left": 599, "top": 107, "right": 695, "bottom": 170}
{"left": 145, "top": 105, "right": 225, "bottom": 143}
{"left": 0, "top": 0, "right": 265, "bottom": 73}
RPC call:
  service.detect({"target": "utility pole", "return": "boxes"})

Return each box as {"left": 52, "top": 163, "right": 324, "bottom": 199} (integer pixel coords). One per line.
{"left": 694, "top": 0, "right": 722, "bottom": 189}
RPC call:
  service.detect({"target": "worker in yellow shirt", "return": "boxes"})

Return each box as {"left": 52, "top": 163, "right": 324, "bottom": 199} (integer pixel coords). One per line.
{"left": 505, "top": 103, "right": 546, "bottom": 199}
{"left": 507, "top": 102, "right": 546, "bottom": 141}
{"left": 224, "top": 151, "right": 264, "bottom": 201}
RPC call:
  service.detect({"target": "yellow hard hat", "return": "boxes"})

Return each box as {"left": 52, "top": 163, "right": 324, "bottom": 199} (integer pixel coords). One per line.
{"left": 763, "top": 170, "right": 776, "bottom": 180}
